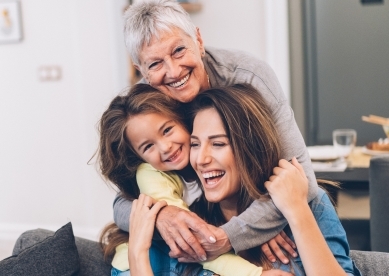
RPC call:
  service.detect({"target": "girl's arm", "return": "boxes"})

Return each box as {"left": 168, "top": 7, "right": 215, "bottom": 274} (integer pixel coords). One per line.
{"left": 265, "top": 158, "right": 347, "bottom": 276}
{"left": 128, "top": 194, "right": 167, "bottom": 276}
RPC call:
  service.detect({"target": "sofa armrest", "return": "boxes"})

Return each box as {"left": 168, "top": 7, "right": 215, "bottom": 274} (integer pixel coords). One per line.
{"left": 350, "top": 249, "right": 389, "bottom": 276}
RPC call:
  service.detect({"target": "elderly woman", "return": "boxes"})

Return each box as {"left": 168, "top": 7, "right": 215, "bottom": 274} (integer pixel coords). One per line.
{"left": 114, "top": 0, "right": 318, "bottom": 264}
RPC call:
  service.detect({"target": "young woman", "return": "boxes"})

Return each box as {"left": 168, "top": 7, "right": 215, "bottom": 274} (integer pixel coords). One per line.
{"left": 185, "top": 84, "right": 359, "bottom": 275}
{"left": 98, "top": 84, "right": 289, "bottom": 276}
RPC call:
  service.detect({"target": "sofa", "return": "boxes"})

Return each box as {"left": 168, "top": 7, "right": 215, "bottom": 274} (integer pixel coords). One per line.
{"left": 369, "top": 155, "right": 389, "bottom": 253}
{"left": 0, "top": 222, "right": 389, "bottom": 276}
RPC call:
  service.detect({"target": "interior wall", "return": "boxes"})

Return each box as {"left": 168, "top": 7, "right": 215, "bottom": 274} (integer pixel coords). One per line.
{"left": 288, "top": 0, "right": 306, "bottom": 138}
{"left": 0, "top": 0, "right": 129, "bottom": 256}
{"left": 190, "top": 0, "right": 290, "bottom": 102}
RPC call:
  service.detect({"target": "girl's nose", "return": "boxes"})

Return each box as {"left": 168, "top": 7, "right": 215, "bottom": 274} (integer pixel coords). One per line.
{"left": 160, "top": 140, "right": 172, "bottom": 153}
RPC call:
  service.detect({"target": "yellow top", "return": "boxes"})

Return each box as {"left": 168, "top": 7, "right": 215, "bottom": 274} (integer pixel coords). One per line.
{"left": 112, "top": 163, "right": 263, "bottom": 276}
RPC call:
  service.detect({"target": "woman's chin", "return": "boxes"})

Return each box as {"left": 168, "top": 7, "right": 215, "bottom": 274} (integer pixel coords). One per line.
{"left": 204, "top": 193, "right": 221, "bottom": 203}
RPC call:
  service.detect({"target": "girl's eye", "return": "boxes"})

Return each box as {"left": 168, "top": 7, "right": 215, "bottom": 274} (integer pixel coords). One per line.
{"left": 143, "top": 144, "right": 153, "bottom": 152}
{"left": 163, "top": 126, "right": 173, "bottom": 135}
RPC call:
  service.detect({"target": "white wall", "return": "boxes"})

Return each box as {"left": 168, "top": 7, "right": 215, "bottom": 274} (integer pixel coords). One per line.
{"left": 0, "top": 0, "right": 290, "bottom": 259}
{"left": 191, "top": 0, "right": 290, "bottom": 102}
{"left": 0, "top": 0, "right": 129, "bottom": 257}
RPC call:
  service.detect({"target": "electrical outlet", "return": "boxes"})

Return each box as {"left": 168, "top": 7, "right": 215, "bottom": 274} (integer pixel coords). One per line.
{"left": 38, "top": 66, "right": 62, "bottom": 82}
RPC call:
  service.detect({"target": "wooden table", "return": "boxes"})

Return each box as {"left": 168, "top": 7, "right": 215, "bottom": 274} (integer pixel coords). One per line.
{"left": 314, "top": 147, "right": 371, "bottom": 202}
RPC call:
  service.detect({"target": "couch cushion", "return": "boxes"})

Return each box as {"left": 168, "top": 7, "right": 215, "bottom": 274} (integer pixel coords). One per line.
{"left": 350, "top": 249, "right": 389, "bottom": 276}
{"left": 0, "top": 222, "right": 80, "bottom": 276}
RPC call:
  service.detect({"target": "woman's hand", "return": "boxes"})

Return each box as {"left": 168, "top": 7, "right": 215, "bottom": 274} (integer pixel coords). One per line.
{"left": 155, "top": 206, "right": 217, "bottom": 262}
{"left": 128, "top": 194, "right": 167, "bottom": 275}
{"left": 264, "top": 157, "right": 308, "bottom": 220}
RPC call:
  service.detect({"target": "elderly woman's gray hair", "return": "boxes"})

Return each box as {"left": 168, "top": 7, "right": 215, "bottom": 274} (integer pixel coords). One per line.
{"left": 124, "top": 0, "right": 198, "bottom": 66}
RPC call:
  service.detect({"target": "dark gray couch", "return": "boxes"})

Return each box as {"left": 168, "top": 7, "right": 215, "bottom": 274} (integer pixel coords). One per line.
{"left": 369, "top": 155, "right": 389, "bottom": 253}
{"left": 9, "top": 226, "right": 389, "bottom": 276}
{"left": 11, "top": 227, "right": 112, "bottom": 276}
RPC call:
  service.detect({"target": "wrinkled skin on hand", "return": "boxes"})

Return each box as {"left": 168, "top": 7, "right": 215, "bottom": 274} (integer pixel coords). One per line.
{"left": 156, "top": 205, "right": 219, "bottom": 262}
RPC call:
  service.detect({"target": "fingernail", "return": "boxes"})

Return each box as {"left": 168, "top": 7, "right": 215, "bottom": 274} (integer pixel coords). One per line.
{"left": 283, "top": 259, "right": 289, "bottom": 264}
{"left": 271, "top": 258, "right": 276, "bottom": 263}
{"left": 293, "top": 252, "right": 298, "bottom": 257}
{"left": 209, "top": 236, "right": 216, "bottom": 243}
{"left": 201, "top": 255, "right": 207, "bottom": 261}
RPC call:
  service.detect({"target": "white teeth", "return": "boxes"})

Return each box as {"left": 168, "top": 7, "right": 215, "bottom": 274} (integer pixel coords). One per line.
{"left": 169, "top": 74, "right": 190, "bottom": 88}
{"left": 202, "top": 171, "right": 225, "bottom": 179}
{"left": 166, "top": 149, "right": 180, "bottom": 162}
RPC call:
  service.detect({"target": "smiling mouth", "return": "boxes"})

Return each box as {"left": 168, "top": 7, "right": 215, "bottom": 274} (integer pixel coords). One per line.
{"left": 165, "top": 148, "right": 181, "bottom": 162}
{"left": 168, "top": 73, "right": 190, "bottom": 88}
{"left": 202, "top": 170, "right": 225, "bottom": 185}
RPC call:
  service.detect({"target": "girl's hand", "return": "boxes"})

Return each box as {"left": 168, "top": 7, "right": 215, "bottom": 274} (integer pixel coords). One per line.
{"left": 264, "top": 157, "right": 308, "bottom": 219}
{"left": 128, "top": 194, "right": 167, "bottom": 254}
{"left": 261, "top": 231, "right": 297, "bottom": 264}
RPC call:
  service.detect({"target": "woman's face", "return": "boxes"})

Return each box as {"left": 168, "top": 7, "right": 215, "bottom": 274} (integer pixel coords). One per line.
{"left": 190, "top": 108, "right": 240, "bottom": 204}
{"left": 126, "top": 112, "right": 190, "bottom": 172}
{"left": 135, "top": 28, "right": 209, "bottom": 103}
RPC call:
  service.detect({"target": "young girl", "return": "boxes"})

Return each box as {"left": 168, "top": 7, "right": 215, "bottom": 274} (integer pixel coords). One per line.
{"left": 98, "top": 84, "right": 282, "bottom": 276}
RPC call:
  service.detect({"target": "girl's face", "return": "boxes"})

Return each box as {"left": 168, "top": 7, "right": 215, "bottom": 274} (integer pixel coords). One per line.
{"left": 190, "top": 108, "right": 240, "bottom": 205}
{"left": 126, "top": 112, "right": 190, "bottom": 172}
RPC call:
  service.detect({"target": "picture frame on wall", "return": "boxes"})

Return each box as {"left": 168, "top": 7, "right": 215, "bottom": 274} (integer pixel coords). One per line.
{"left": 0, "top": 0, "right": 23, "bottom": 44}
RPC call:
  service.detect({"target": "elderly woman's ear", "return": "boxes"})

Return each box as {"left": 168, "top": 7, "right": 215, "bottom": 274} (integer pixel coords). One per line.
{"left": 195, "top": 27, "right": 205, "bottom": 56}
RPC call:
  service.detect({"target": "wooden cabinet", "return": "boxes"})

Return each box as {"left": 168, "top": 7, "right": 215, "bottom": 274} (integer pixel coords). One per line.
{"left": 180, "top": 3, "right": 202, "bottom": 13}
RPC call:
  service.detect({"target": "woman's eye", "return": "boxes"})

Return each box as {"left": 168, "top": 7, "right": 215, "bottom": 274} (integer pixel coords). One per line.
{"left": 149, "top": 61, "right": 161, "bottom": 70}
{"left": 173, "top": 46, "right": 186, "bottom": 57}
{"left": 213, "top": 142, "right": 226, "bottom": 147}
{"left": 163, "top": 126, "right": 173, "bottom": 135}
{"left": 190, "top": 142, "right": 199, "bottom": 148}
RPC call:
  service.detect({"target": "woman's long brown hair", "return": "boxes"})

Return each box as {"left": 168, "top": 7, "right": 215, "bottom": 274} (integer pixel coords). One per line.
{"left": 189, "top": 83, "right": 339, "bottom": 269}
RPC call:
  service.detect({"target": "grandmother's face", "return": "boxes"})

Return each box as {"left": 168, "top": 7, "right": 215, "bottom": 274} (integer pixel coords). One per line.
{"left": 135, "top": 28, "right": 209, "bottom": 103}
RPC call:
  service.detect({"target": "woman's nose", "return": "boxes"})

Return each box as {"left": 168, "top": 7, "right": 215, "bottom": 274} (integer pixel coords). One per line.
{"left": 164, "top": 58, "right": 181, "bottom": 79}
{"left": 196, "top": 146, "right": 212, "bottom": 166}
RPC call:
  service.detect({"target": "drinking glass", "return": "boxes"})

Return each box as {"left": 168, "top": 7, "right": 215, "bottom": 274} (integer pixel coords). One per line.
{"left": 333, "top": 129, "right": 357, "bottom": 159}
